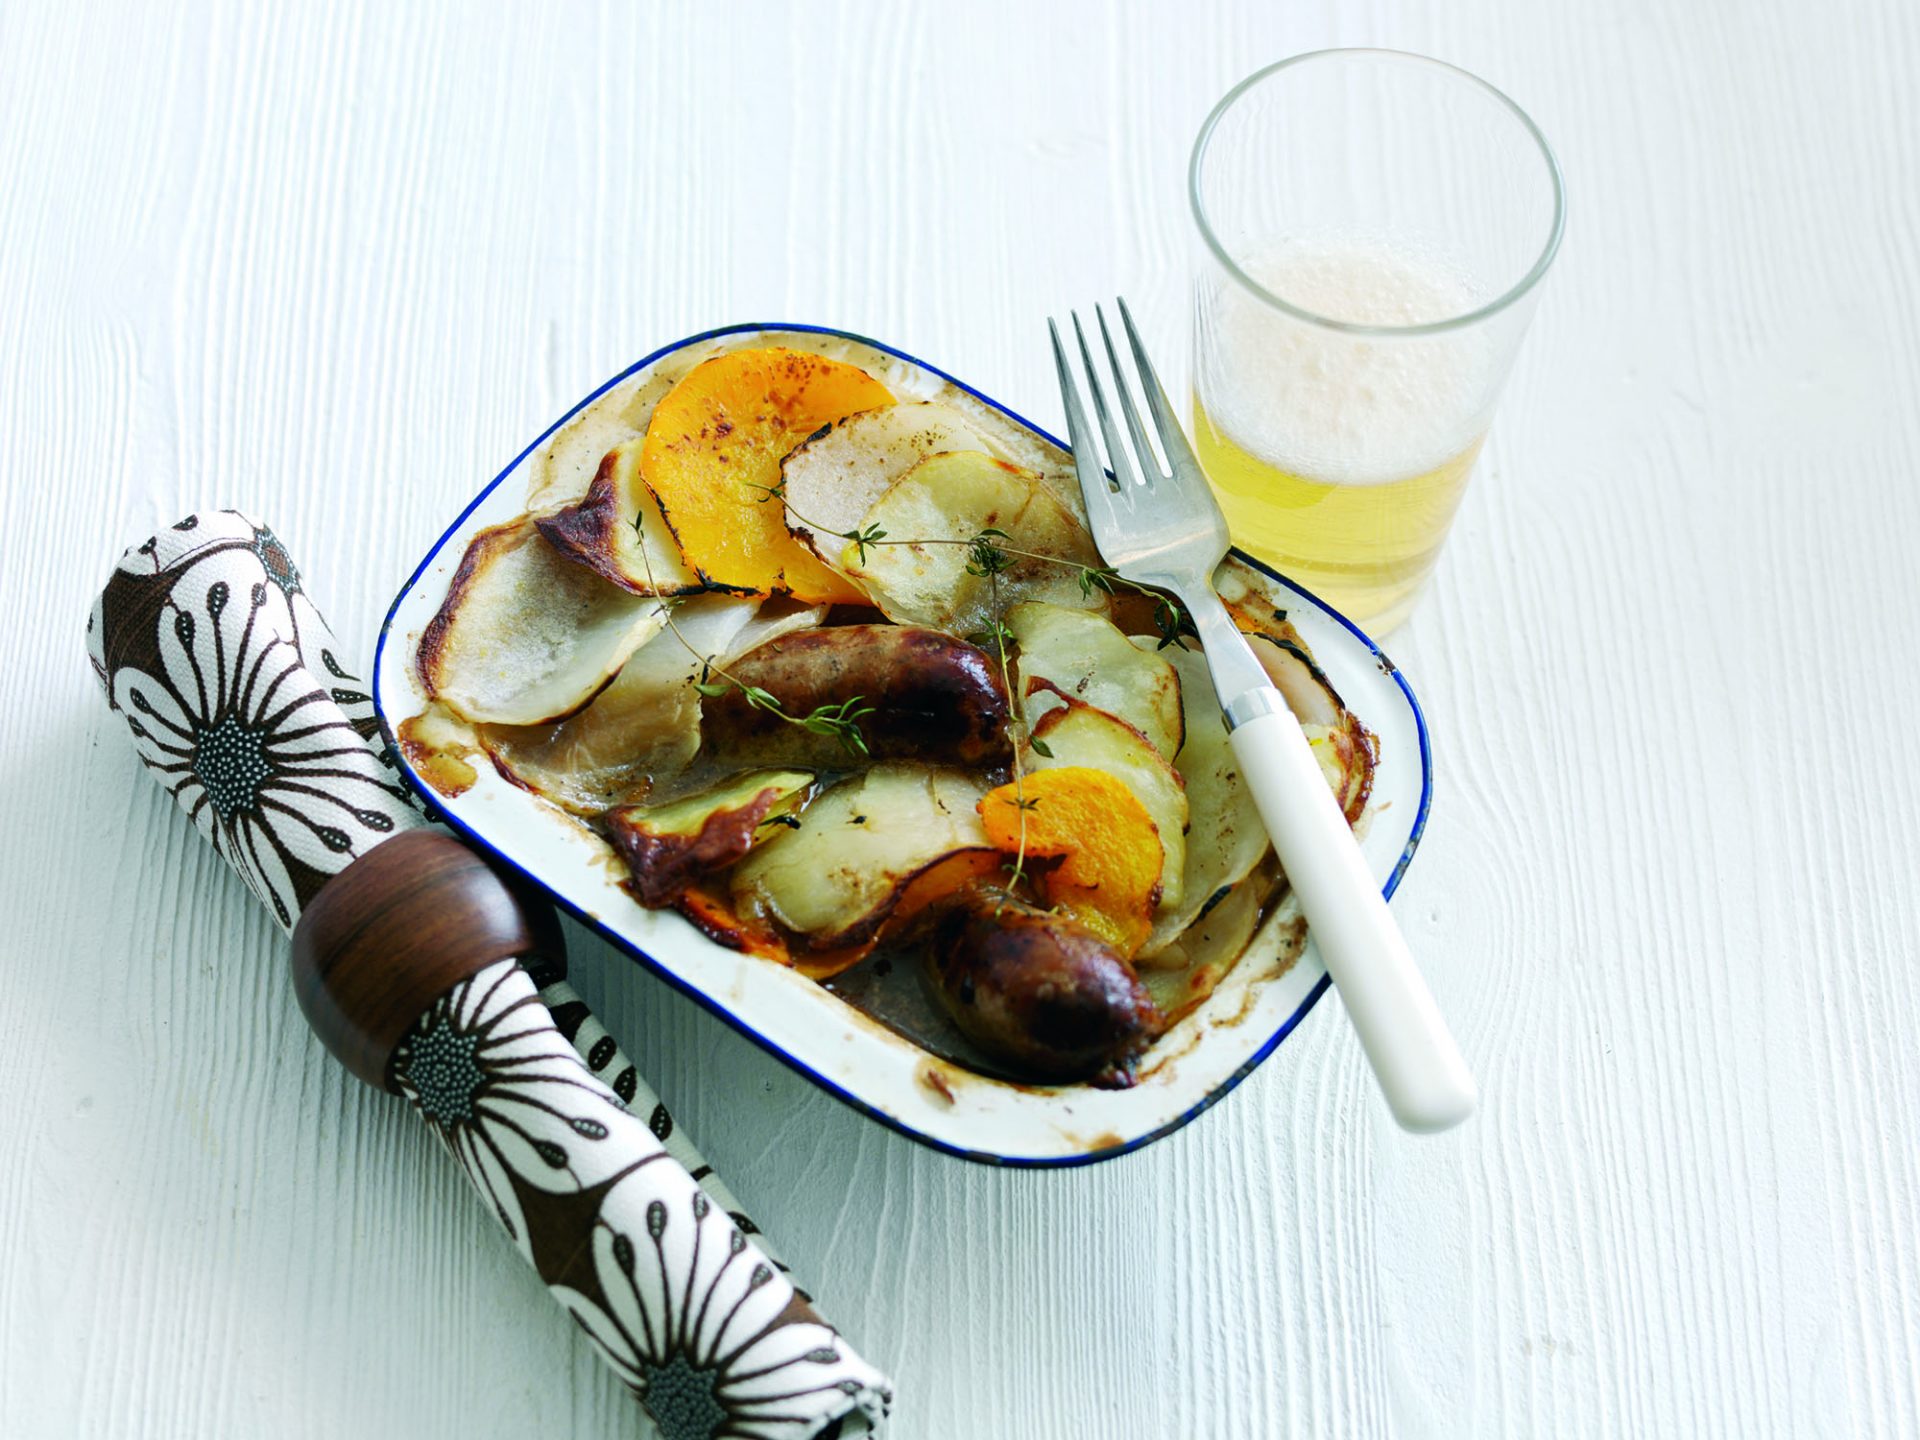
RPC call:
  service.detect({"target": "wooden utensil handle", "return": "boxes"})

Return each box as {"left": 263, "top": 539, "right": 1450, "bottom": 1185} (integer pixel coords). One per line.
{"left": 290, "top": 828, "right": 562, "bottom": 1089}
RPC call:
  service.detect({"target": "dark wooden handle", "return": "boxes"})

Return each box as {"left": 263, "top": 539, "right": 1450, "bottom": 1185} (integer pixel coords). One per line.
{"left": 290, "top": 829, "right": 566, "bottom": 1089}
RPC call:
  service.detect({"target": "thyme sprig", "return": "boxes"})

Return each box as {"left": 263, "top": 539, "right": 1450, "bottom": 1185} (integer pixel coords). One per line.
{"left": 763, "top": 486, "right": 1191, "bottom": 647}
{"left": 970, "top": 586, "right": 1035, "bottom": 893}
{"left": 632, "top": 470, "right": 1189, "bottom": 833}
{"left": 631, "top": 516, "right": 876, "bottom": 762}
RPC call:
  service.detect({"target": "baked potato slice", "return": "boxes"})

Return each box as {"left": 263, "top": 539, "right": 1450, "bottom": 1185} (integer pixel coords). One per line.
{"left": 417, "top": 518, "right": 667, "bottom": 726}
{"left": 839, "top": 451, "right": 1105, "bottom": 634}
{"left": 1249, "top": 633, "right": 1376, "bottom": 824}
{"left": 535, "top": 438, "right": 711, "bottom": 595}
{"left": 480, "top": 594, "right": 826, "bottom": 812}
{"left": 1008, "top": 601, "right": 1183, "bottom": 760}
{"left": 1134, "top": 640, "right": 1271, "bottom": 956}
{"left": 605, "top": 769, "right": 815, "bottom": 907}
{"left": 779, "top": 401, "right": 990, "bottom": 569}
{"left": 523, "top": 381, "right": 653, "bottom": 513}
{"left": 730, "top": 763, "right": 994, "bottom": 950}
{"left": 1137, "top": 863, "right": 1277, "bottom": 1026}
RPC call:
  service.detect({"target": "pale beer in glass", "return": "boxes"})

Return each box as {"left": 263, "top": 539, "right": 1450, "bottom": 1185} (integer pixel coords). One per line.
{"left": 1190, "top": 52, "right": 1564, "bottom": 631}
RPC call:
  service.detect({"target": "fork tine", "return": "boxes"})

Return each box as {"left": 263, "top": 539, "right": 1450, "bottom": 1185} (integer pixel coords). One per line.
{"left": 1070, "top": 312, "right": 1140, "bottom": 499}
{"left": 1095, "top": 304, "right": 1165, "bottom": 484}
{"left": 1049, "top": 318, "right": 1122, "bottom": 535}
{"left": 1115, "top": 296, "right": 1207, "bottom": 484}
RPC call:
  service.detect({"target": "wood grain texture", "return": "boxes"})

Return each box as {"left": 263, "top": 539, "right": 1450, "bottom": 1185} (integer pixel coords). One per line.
{"left": 4, "top": 1, "right": 1917, "bottom": 1436}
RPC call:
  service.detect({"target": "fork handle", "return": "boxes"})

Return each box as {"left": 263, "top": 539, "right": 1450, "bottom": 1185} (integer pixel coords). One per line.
{"left": 1228, "top": 697, "right": 1478, "bottom": 1133}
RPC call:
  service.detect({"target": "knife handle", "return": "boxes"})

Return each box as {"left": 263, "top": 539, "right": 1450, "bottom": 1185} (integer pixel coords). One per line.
{"left": 290, "top": 828, "right": 887, "bottom": 1437}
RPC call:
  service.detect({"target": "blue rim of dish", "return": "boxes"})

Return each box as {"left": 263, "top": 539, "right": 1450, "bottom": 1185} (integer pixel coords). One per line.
{"left": 372, "top": 321, "right": 1433, "bottom": 1168}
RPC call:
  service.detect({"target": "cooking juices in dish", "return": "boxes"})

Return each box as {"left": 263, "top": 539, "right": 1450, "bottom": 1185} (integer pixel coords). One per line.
{"left": 412, "top": 342, "right": 1376, "bottom": 1088}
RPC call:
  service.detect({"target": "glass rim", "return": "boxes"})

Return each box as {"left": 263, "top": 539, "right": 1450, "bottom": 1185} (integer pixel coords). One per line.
{"left": 1188, "top": 48, "right": 1566, "bottom": 339}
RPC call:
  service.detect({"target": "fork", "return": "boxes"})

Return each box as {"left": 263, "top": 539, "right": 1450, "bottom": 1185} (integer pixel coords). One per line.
{"left": 1049, "top": 300, "right": 1477, "bottom": 1133}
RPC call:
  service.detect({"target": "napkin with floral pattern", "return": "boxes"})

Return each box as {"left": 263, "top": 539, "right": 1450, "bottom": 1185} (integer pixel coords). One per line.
{"left": 90, "top": 511, "right": 890, "bottom": 1440}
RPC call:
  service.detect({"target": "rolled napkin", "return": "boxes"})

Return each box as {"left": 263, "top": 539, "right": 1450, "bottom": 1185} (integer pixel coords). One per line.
{"left": 88, "top": 511, "right": 889, "bottom": 1440}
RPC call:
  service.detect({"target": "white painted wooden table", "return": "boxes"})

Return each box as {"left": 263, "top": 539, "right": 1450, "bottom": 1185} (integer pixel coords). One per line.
{"left": 5, "top": 2, "right": 1917, "bottom": 1436}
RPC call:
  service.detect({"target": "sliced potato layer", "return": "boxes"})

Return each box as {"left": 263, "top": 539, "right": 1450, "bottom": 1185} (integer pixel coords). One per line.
{"left": 641, "top": 347, "right": 893, "bottom": 602}
{"left": 1136, "top": 641, "right": 1270, "bottom": 956}
{"left": 1248, "top": 633, "right": 1376, "bottom": 824}
{"left": 524, "top": 383, "right": 651, "bottom": 513}
{"left": 606, "top": 769, "right": 814, "bottom": 907}
{"left": 1138, "top": 864, "right": 1277, "bottom": 1025}
{"left": 535, "top": 439, "right": 710, "bottom": 595}
{"left": 479, "top": 594, "right": 771, "bottom": 812}
{"left": 1026, "top": 697, "right": 1188, "bottom": 913}
{"left": 731, "top": 763, "right": 992, "bottom": 950}
{"left": 418, "top": 518, "right": 667, "bottom": 726}
{"left": 1008, "top": 602, "right": 1183, "bottom": 760}
{"left": 780, "top": 401, "right": 987, "bottom": 567}
{"left": 841, "top": 451, "right": 1104, "bottom": 634}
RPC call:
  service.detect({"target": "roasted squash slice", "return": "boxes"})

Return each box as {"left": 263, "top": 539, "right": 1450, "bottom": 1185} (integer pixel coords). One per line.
{"left": 640, "top": 347, "right": 893, "bottom": 602}
{"left": 980, "top": 766, "right": 1163, "bottom": 957}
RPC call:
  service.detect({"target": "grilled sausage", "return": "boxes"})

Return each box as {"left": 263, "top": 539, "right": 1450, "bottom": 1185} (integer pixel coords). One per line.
{"left": 702, "top": 625, "right": 1012, "bottom": 768}
{"left": 926, "top": 890, "right": 1165, "bottom": 1085}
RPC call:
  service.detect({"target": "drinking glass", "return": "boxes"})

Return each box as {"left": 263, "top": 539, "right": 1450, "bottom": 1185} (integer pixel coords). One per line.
{"left": 1189, "top": 50, "right": 1564, "bottom": 632}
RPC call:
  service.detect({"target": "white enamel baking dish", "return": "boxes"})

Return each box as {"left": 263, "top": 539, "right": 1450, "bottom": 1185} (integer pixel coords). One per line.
{"left": 373, "top": 324, "right": 1431, "bottom": 1166}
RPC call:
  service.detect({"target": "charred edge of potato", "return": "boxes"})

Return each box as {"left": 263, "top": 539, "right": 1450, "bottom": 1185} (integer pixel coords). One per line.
{"left": 534, "top": 453, "right": 736, "bottom": 598}
{"left": 532, "top": 460, "right": 638, "bottom": 591}
{"left": 1226, "top": 598, "right": 1377, "bottom": 824}
{"left": 688, "top": 847, "right": 1001, "bottom": 980}
{"left": 926, "top": 890, "right": 1167, "bottom": 1087}
{"left": 1267, "top": 634, "right": 1377, "bottom": 824}
{"left": 672, "top": 884, "right": 791, "bottom": 961}
{"left": 605, "top": 781, "right": 794, "bottom": 908}
{"left": 416, "top": 519, "right": 520, "bottom": 703}
{"left": 780, "top": 849, "right": 1006, "bottom": 967}
{"left": 804, "top": 844, "right": 1003, "bottom": 953}
{"left": 483, "top": 740, "right": 549, "bottom": 799}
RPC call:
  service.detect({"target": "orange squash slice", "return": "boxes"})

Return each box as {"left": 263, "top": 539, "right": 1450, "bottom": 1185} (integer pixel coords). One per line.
{"left": 980, "top": 766, "right": 1163, "bottom": 957}
{"left": 640, "top": 347, "right": 892, "bottom": 602}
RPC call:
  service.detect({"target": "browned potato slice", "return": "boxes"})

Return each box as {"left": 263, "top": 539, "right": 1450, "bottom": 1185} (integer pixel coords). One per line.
{"left": 523, "top": 383, "right": 654, "bottom": 512}
{"left": 605, "top": 770, "right": 815, "bottom": 906}
{"left": 779, "top": 401, "right": 990, "bottom": 569}
{"left": 1134, "top": 640, "right": 1269, "bottom": 956}
{"left": 840, "top": 451, "right": 1105, "bottom": 634}
{"left": 1136, "top": 864, "right": 1278, "bottom": 1027}
{"left": 730, "top": 763, "right": 994, "bottom": 950}
{"left": 482, "top": 595, "right": 824, "bottom": 812}
{"left": 417, "top": 518, "right": 666, "bottom": 726}
{"left": 1248, "top": 634, "right": 1376, "bottom": 824}
{"left": 1008, "top": 601, "right": 1183, "bottom": 760}
{"left": 535, "top": 439, "right": 710, "bottom": 595}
